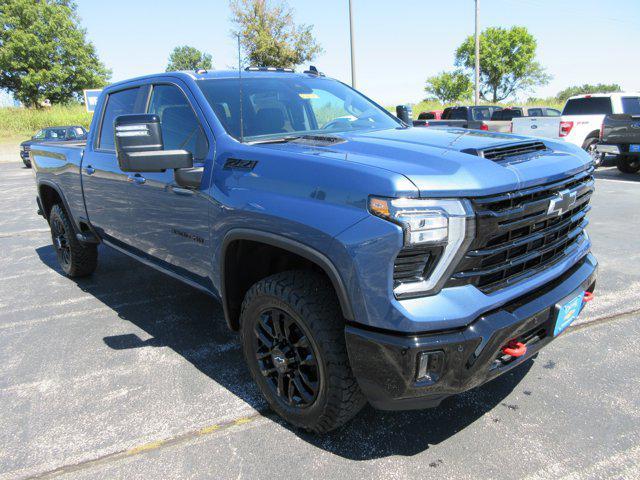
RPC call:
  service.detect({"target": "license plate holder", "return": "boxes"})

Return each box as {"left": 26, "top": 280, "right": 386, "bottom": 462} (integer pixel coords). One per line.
{"left": 554, "top": 291, "right": 585, "bottom": 336}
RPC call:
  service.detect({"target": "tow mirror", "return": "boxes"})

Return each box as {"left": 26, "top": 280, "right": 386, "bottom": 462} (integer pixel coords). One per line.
{"left": 114, "top": 114, "right": 193, "bottom": 172}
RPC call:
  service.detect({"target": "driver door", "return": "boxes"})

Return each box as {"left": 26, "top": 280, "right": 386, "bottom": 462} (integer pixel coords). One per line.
{"left": 124, "top": 81, "right": 213, "bottom": 286}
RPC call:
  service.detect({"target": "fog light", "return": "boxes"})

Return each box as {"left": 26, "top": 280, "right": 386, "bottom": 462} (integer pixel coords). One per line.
{"left": 416, "top": 350, "right": 444, "bottom": 384}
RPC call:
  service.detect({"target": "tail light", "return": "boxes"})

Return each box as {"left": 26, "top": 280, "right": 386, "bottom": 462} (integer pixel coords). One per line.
{"left": 480, "top": 122, "right": 489, "bottom": 131}
{"left": 509, "top": 122, "right": 513, "bottom": 133}
{"left": 599, "top": 122, "right": 604, "bottom": 140}
{"left": 559, "top": 121, "right": 574, "bottom": 137}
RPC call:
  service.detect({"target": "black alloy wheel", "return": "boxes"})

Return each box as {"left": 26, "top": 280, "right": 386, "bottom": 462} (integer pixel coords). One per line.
{"left": 254, "top": 307, "right": 320, "bottom": 408}
{"left": 51, "top": 214, "right": 72, "bottom": 270}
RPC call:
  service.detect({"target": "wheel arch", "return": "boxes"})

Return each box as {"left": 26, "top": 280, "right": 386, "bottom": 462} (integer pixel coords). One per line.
{"left": 220, "top": 229, "right": 354, "bottom": 331}
{"left": 582, "top": 130, "right": 601, "bottom": 147}
{"left": 38, "top": 181, "right": 70, "bottom": 223}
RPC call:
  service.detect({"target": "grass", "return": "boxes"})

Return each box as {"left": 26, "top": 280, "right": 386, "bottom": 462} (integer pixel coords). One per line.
{"left": 0, "top": 104, "right": 92, "bottom": 144}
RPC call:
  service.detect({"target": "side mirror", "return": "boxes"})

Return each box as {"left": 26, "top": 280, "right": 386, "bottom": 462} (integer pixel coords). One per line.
{"left": 114, "top": 114, "right": 193, "bottom": 172}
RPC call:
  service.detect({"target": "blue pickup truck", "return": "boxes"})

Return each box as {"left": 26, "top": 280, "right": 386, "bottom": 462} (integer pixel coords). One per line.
{"left": 30, "top": 68, "right": 597, "bottom": 433}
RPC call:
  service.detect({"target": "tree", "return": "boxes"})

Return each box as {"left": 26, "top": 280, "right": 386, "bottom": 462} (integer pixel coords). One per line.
{"left": 555, "top": 83, "right": 622, "bottom": 103}
{"left": 455, "top": 26, "right": 550, "bottom": 102}
{"left": 425, "top": 70, "right": 473, "bottom": 103}
{"left": 230, "top": 0, "right": 322, "bottom": 68}
{"left": 0, "top": 0, "right": 110, "bottom": 107}
{"left": 166, "top": 46, "right": 213, "bottom": 72}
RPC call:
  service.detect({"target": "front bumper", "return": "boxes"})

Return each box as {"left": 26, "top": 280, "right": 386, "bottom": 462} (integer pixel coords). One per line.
{"left": 345, "top": 253, "right": 597, "bottom": 410}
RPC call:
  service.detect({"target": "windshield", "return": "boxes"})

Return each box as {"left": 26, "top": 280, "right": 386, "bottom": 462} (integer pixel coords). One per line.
{"left": 197, "top": 76, "right": 401, "bottom": 141}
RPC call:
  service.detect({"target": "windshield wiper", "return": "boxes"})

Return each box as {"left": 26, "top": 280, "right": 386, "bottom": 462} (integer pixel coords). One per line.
{"left": 247, "top": 135, "right": 302, "bottom": 145}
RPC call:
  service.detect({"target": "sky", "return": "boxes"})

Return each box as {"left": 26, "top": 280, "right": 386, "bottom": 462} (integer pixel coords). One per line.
{"left": 76, "top": 0, "right": 640, "bottom": 105}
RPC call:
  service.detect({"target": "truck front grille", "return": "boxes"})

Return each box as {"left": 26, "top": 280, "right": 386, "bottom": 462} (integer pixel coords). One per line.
{"left": 446, "top": 167, "right": 594, "bottom": 293}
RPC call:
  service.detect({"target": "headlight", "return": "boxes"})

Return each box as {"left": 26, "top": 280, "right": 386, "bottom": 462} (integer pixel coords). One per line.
{"left": 369, "top": 196, "right": 475, "bottom": 298}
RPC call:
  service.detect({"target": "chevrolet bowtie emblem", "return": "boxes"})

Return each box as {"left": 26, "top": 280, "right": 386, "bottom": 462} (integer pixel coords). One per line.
{"left": 548, "top": 189, "right": 577, "bottom": 216}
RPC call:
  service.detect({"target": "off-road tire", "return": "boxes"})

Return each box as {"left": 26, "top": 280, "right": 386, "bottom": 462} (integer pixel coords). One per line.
{"left": 240, "top": 270, "right": 366, "bottom": 433}
{"left": 49, "top": 204, "right": 98, "bottom": 277}
{"left": 616, "top": 155, "right": 640, "bottom": 174}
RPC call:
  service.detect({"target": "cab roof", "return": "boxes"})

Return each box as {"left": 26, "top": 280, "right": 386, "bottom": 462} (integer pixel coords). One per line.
{"left": 107, "top": 68, "right": 331, "bottom": 91}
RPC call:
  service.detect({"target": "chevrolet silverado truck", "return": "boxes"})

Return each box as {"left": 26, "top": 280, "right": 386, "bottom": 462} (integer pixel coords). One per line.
{"left": 596, "top": 113, "right": 640, "bottom": 173}
{"left": 31, "top": 68, "right": 597, "bottom": 433}
{"left": 512, "top": 93, "right": 640, "bottom": 168}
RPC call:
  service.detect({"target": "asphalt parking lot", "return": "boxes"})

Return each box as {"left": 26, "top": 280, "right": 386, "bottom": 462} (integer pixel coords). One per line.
{"left": 1, "top": 160, "right": 639, "bottom": 480}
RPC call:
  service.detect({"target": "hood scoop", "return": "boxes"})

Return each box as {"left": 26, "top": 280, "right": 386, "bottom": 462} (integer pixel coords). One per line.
{"left": 462, "top": 141, "right": 549, "bottom": 162}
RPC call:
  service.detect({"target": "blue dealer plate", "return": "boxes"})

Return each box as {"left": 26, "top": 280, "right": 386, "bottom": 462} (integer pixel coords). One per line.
{"left": 629, "top": 144, "right": 640, "bottom": 153}
{"left": 554, "top": 292, "right": 584, "bottom": 336}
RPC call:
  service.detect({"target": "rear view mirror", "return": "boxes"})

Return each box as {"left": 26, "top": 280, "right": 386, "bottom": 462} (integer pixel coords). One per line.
{"left": 114, "top": 114, "right": 193, "bottom": 172}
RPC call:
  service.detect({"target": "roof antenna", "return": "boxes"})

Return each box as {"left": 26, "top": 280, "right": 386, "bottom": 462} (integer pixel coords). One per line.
{"left": 237, "top": 34, "right": 245, "bottom": 143}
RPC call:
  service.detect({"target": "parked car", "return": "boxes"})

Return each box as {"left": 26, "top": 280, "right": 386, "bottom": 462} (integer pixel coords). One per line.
{"left": 20, "top": 126, "right": 87, "bottom": 167}
{"left": 412, "top": 105, "right": 502, "bottom": 129}
{"left": 31, "top": 68, "right": 597, "bottom": 433}
{"left": 483, "top": 107, "right": 561, "bottom": 133}
{"left": 596, "top": 112, "right": 640, "bottom": 173}
{"left": 417, "top": 110, "right": 443, "bottom": 120}
{"left": 512, "top": 93, "right": 640, "bottom": 167}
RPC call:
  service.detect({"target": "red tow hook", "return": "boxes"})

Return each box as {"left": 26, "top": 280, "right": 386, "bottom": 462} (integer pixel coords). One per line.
{"left": 501, "top": 340, "right": 527, "bottom": 358}
{"left": 583, "top": 291, "right": 594, "bottom": 303}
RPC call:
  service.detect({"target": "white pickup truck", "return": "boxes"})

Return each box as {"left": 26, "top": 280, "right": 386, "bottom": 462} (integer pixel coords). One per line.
{"left": 512, "top": 93, "right": 640, "bottom": 167}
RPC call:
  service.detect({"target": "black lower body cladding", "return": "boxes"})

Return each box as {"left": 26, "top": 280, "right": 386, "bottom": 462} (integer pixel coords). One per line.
{"left": 345, "top": 254, "right": 597, "bottom": 410}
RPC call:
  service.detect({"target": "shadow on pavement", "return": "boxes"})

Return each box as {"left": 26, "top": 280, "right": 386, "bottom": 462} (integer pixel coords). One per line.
{"left": 36, "top": 242, "right": 531, "bottom": 460}
{"left": 594, "top": 165, "right": 640, "bottom": 183}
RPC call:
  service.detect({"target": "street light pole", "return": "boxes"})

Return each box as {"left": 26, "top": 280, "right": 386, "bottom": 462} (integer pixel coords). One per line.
{"left": 474, "top": 0, "right": 480, "bottom": 105}
{"left": 349, "top": 0, "right": 356, "bottom": 88}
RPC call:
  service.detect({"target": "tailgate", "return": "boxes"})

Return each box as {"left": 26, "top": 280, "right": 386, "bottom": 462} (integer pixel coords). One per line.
{"left": 603, "top": 115, "right": 640, "bottom": 144}
{"left": 512, "top": 116, "right": 560, "bottom": 139}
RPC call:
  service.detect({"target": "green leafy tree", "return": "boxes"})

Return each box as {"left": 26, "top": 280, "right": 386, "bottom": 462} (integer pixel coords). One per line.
{"left": 166, "top": 45, "right": 213, "bottom": 72}
{"left": 455, "top": 26, "right": 550, "bottom": 102}
{"left": 230, "top": 0, "right": 322, "bottom": 68}
{"left": 0, "top": 0, "right": 110, "bottom": 107}
{"left": 425, "top": 70, "right": 473, "bottom": 103}
{"left": 555, "top": 83, "right": 622, "bottom": 103}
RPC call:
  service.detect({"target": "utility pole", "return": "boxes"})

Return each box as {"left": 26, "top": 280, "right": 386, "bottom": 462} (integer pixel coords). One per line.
{"left": 474, "top": 0, "right": 480, "bottom": 105}
{"left": 349, "top": 0, "right": 356, "bottom": 88}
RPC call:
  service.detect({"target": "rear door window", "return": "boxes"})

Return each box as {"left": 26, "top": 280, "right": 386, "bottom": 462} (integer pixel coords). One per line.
{"left": 98, "top": 88, "right": 142, "bottom": 150}
{"left": 562, "top": 97, "right": 613, "bottom": 115}
{"left": 621, "top": 97, "right": 640, "bottom": 115}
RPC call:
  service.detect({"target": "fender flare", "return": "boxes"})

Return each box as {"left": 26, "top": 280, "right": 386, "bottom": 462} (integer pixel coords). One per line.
{"left": 220, "top": 229, "right": 355, "bottom": 329}
{"left": 37, "top": 180, "right": 79, "bottom": 232}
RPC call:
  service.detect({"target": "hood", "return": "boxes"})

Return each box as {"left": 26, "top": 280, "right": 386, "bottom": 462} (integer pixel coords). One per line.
{"left": 259, "top": 127, "right": 591, "bottom": 197}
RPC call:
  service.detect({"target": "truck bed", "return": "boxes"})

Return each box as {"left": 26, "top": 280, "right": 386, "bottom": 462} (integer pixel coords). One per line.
{"left": 30, "top": 142, "right": 86, "bottom": 227}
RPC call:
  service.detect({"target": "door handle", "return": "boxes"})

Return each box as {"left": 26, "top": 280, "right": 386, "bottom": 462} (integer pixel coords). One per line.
{"left": 84, "top": 166, "right": 95, "bottom": 175}
{"left": 127, "top": 173, "right": 146, "bottom": 185}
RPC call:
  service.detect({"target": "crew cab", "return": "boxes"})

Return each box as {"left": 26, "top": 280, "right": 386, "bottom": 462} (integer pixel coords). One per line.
{"left": 31, "top": 68, "right": 597, "bottom": 433}
{"left": 512, "top": 93, "right": 640, "bottom": 167}
{"left": 596, "top": 111, "right": 640, "bottom": 173}
{"left": 20, "top": 125, "right": 87, "bottom": 168}
{"left": 412, "top": 105, "right": 501, "bottom": 129}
